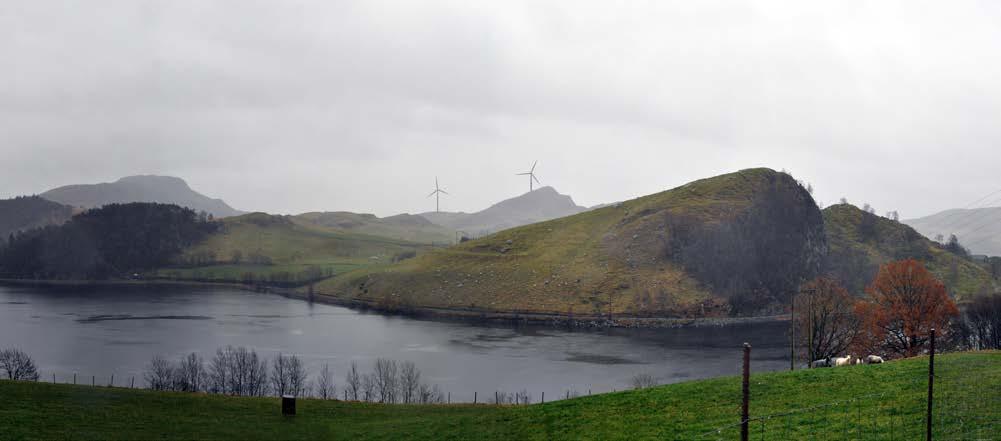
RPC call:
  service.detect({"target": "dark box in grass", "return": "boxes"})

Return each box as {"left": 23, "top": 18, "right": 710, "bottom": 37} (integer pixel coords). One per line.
{"left": 282, "top": 395, "right": 296, "bottom": 416}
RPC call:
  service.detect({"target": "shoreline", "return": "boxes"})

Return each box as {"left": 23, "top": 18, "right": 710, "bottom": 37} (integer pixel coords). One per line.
{"left": 0, "top": 278, "right": 789, "bottom": 329}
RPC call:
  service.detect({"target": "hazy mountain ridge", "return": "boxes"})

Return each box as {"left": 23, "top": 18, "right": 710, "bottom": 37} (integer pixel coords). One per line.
{"left": 419, "top": 186, "right": 587, "bottom": 236}
{"left": 41, "top": 175, "right": 243, "bottom": 219}
{"left": 0, "top": 196, "right": 76, "bottom": 243}
{"left": 904, "top": 207, "right": 1001, "bottom": 257}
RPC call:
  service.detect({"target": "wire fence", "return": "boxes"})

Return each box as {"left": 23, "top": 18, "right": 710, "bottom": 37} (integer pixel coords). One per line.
{"left": 694, "top": 331, "right": 1000, "bottom": 440}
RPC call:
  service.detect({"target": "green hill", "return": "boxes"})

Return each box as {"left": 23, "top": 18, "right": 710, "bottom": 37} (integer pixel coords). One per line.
{"left": 1, "top": 351, "right": 997, "bottom": 440}
{"left": 158, "top": 213, "right": 435, "bottom": 284}
{"left": 293, "top": 211, "right": 455, "bottom": 245}
{"left": 822, "top": 204, "right": 996, "bottom": 301}
{"left": 315, "top": 168, "right": 826, "bottom": 317}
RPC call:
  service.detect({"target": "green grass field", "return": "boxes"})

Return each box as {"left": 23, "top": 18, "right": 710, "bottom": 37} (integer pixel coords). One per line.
{"left": 2, "top": 352, "right": 997, "bottom": 440}
{"left": 156, "top": 213, "right": 441, "bottom": 285}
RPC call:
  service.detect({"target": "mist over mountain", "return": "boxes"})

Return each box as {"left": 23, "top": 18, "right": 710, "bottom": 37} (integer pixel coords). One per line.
{"left": 904, "top": 207, "right": 1001, "bottom": 257}
{"left": 419, "top": 186, "right": 587, "bottom": 236}
{"left": 41, "top": 175, "right": 243, "bottom": 219}
{"left": 0, "top": 196, "right": 75, "bottom": 243}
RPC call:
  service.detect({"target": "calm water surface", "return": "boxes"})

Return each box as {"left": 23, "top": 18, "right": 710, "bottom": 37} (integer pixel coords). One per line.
{"left": 0, "top": 283, "right": 789, "bottom": 400}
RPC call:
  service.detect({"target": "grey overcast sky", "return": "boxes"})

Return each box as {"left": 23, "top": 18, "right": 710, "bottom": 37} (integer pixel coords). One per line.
{"left": 3, "top": 1, "right": 1000, "bottom": 218}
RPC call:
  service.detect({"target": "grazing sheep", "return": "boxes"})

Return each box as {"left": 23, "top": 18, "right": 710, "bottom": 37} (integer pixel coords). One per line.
{"left": 833, "top": 355, "right": 854, "bottom": 367}
{"left": 811, "top": 358, "right": 831, "bottom": 368}
{"left": 865, "top": 355, "right": 884, "bottom": 364}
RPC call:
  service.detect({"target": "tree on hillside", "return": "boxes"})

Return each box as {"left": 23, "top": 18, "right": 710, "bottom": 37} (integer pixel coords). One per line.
{"left": 794, "top": 277, "right": 860, "bottom": 364}
{"left": 944, "top": 234, "right": 969, "bottom": 258}
{"left": 854, "top": 259, "right": 959, "bottom": 358}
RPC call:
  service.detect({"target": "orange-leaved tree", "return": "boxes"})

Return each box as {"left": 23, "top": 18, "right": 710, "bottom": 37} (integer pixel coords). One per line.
{"left": 854, "top": 259, "right": 959, "bottom": 358}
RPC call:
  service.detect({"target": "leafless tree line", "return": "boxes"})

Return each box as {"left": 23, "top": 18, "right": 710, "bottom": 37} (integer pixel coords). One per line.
{"left": 341, "top": 359, "right": 445, "bottom": 404}
{"left": 141, "top": 348, "right": 448, "bottom": 403}
{"left": 145, "top": 346, "right": 305, "bottom": 398}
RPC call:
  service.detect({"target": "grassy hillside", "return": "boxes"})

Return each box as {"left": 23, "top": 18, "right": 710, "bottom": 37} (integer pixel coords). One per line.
{"left": 2, "top": 352, "right": 997, "bottom": 440}
{"left": 293, "top": 211, "right": 455, "bottom": 244}
{"left": 158, "top": 213, "right": 435, "bottom": 284}
{"left": 823, "top": 204, "right": 996, "bottom": 301}
{"left": 316, "top": 168, "right": 825, "bottom": 317}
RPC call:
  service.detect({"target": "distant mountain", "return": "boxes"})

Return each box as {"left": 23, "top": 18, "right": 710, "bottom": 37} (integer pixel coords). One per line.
{"left": 0, "top": 196, "right": 76, "bottom": 243}
{"left": 293, "top": 211, "right": 455, "bottom": 244}
{"left": 41, "top": 175, "right": 243, "bottom": 218}
{"left": 420, "top": 186, "right": 587, "bottom": 236}
{"left": 904, "top": 208, "right": 1001, "bottom": 257}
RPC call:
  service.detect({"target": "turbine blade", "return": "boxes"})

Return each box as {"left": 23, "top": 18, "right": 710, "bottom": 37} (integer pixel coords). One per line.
{"left": 439, "top": 190, "right": 449, "bottom": 195}
{"left": 531, "top": 160, "right": 538, "bottom": 172}
{"left": 516, "top": 172, "right": 531, "bottom": 175}
{"left": 533, "top": 175, "right": 541, "bottom": 185}
{"left": 427, "top": 190, "right": 438, "bottom": 197}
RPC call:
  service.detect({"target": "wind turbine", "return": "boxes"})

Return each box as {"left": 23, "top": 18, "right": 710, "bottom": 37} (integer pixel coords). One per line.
{"left": 427, "top": 177, "right": 448, "bottom": 212}
{"left": 517, "top": 160, "right": 541, "bottom": 192}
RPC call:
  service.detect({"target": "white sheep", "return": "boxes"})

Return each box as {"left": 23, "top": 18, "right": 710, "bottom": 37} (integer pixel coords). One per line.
{"left": 865, "top": 355, "right": 884, "bottom": 364}
{"left": 811, "top": 358, "right": 831, "bottom": 368}
{"left": 833, "top": 355, "right": 854, "bottom": 367}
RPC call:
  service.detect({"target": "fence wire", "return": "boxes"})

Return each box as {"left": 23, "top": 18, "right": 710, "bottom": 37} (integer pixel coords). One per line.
{"left": 694, "top": 351, "right": 1000, "bottom": 440}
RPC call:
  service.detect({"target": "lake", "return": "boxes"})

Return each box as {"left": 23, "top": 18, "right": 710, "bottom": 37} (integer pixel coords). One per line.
{"left": 0, "top": 283, "right": 790, "bottom": 401}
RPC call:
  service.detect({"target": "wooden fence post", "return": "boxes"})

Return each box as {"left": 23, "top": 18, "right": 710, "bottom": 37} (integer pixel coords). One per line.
{"left": 926, "top": 328, "right": 936, "bottom": 441}
{"left": 741, "top": 342, "right": 751, "bottom": 441}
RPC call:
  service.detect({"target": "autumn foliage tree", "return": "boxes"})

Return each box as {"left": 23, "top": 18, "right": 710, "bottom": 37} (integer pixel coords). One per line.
{"left": 854, "top": 259, "right": 959, "bottom": 358}
{"left": 794, "top": 277, "right": 860, "bottom": 363}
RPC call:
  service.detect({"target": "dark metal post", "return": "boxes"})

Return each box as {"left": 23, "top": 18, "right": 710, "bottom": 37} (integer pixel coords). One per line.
{"left": 926, "top": 328, "right": 936, "bottom": 441}
{"left": 282, "top": 395, "right": 296, "bottom": 416}
{"left": 73, "top": 373, "right": 76, "bottom": 385}
{"left": 447, "top": 392, "right": 450, "bottom": 404}
{"left": 52, "top": 373, "right": 56, "bottom": 383}
{"left": 92, "top": 375, "right": 95, "bottom": 387}
{"left": 741, "top": 342, "right": 751, "bottom": 441}
{"left": 495, "top": 391, "right": 498, "bottom": 404}
{"left": 131, "top": 376, "right": 135, "bottom": 388}
{"left": 109, "top": 375, "right": 113, "bottom": 387}
{"left": 790, "top": 294, "right": 795, "bottom": 371}
{"left": 474, "top": 391, "right": 477, "bottom": 404}
{"left": 541, "top": 391, "right": 545, "bottom": 403}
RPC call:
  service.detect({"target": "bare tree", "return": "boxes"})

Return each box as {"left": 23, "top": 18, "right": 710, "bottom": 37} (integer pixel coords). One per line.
{"left": 174, "top": 353, "right": 206, "bottom": 392}
{"left": 0, "top": 348, "right": 39, "bottom": 381}
{"left": 361, "top": 373, "right": 376, "bottom": 402}
{"left": 345, "top": 361, "right": 361, "bottom": 400}
{"left": 315, "top": 363, "right": 335, "bottom": 399}
{"left": 144, "top": 355, "right": 174, "bottom": 391}
{"left": 630, "top": 373, "right": 658, "bottom": 389}
{"left": 796, "top": 278, "right": 861, "bottom": 363}
{"left": 271, "top": 353, "right": 308, "bottom": 397}
{"left": 373, "top": 358, "right": 398, "bottom": 403}
{"left": 417, "top": 383, "right": 445, "bottom": 404}
{"left": 399, "top": 361, "right": 421, "bottom": 404}
{"left": 208, "top": 346, "right": 268, "bottom": 396}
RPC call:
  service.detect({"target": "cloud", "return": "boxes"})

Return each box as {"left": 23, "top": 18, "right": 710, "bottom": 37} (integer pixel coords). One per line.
{"left": 2, "top": 0, "right": 1000, "bottom": 217}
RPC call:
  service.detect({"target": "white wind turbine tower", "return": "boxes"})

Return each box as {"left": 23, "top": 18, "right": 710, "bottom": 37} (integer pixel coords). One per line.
{"left": 517, "top": 160, "right": 541, "bottom": 192}
{"left": 427, "top": 177, "right": 448, "bottom": 213}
